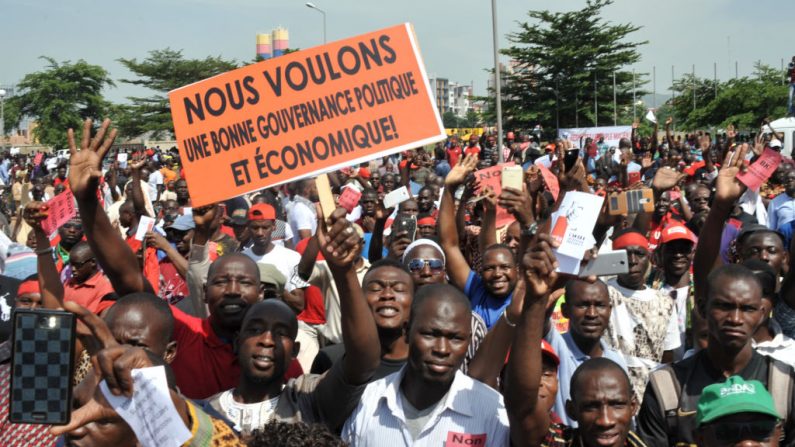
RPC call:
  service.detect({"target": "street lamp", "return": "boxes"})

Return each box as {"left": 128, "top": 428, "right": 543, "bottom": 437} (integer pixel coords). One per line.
{"left": 0, "top": 89, "right": 6, "bottom": 153}
{"left": 305, "top": 2, "right": 326, "bottom": 44}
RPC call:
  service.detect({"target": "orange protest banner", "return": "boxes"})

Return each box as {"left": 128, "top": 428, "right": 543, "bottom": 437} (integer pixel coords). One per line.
{"left": 169, "top": 23, "right": 445, "bottom": 206}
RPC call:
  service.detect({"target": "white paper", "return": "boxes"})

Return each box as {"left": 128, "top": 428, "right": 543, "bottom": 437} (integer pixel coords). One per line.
{"left": 550, "top": 192, "right": 603, "bottom": 260}
{"left": 9, "top": 147, "right": 19, "bottom": 155}
{"left": 383, "top": 186, "right": 411, "bottom": 209}
{"left": 46, "top": 158, "right": 59, "bottom": 170}
{"left": 134, "top": 216, "right": 156, "bottom": 241}
{"left": 534, "top": 154, "right": 555, "bottom": 169}
{"left": 556, "top": 253, "right": 582, "bottom": 275}
{"left": 645, "top": 109, "right": 657, "bottom": 124}
{"left": 100, "top": 366, "right": 192, "bottom": 447}
{"left": 118, "top": 153, "right": 128, "bottom": 169}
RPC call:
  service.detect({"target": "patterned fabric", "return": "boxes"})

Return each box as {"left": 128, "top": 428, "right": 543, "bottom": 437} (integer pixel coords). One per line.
{"left": 774, "top": 300, "right": 795, "bottom": 340}
{"left": 183, "top": 399, "right": 243, "bottom": 447}
{"left": 542, "top": 425, "right": 649, "bottom": 447}
{"left": 461, "top": 312, "right": 487, "bottom": 375}
{"left": 73, "top": 350, "right": 92, "bottom": 386}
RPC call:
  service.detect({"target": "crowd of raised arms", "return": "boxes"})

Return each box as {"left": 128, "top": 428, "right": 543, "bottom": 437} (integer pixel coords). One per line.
{"left": 3, "top": 115, "right": 795, "bottom": 447}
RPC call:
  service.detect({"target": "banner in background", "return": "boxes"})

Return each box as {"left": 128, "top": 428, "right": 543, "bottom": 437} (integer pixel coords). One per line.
{"left": 557, "top": 125, "right": 632, "bottom": 149}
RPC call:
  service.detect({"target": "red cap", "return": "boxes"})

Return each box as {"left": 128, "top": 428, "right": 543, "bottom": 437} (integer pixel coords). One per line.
{"left": 417, "top": 216, "right": 436, "bottom": 226}
{"left": 358, "top": 167, "right": 371, "bottom": 180}
{"left": 660, "top": 223, "right": 697, "bottom": 245}
{"left": 541, "top": 339, "right": 560, "bottom": 366}
{"left": 247, "top": 203, "right": 276, "bottom": 221}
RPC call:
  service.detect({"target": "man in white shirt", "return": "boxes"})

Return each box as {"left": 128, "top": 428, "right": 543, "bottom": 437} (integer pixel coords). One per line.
{"left": 768, "top": 169, "right": 795, "bottom": 232}
{"left": 242, "top": 203, "right": 308, "bottom": 313}
{"left": 147, "top": 161, "right": 164, "bottom": 202}
{"left": 289, "top": 179, "right": 319, "bottom": 244}
{"left": 342, "top": 284, "right": 509, "bottom": 446}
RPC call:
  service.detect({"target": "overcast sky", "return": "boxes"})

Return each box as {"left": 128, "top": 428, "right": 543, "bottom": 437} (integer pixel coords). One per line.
{"left": 3, "top": 0, "right": 794, "bottom": 104}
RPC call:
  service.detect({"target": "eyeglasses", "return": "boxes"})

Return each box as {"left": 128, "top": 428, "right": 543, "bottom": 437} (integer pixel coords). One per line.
{"left": 407, "top": 258, "right": 445, "bottom": 273}
{"left": 705, "top": 419, "right": 779, "bottom": 444}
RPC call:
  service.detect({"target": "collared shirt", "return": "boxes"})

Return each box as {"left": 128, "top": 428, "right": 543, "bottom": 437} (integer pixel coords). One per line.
{"left": 768, "top": 192, "right": 795, "bottom": 231}
{"left": 754, "top": 318, "right": 795, "bottom": 368}
{"left": 545, "top": 327, "right": 628, "bottom": 427}
{"left": 64, "top": 271, "right": 115, "bottom": 314}
{"left": 342, "top": 367, "right": 510, "bottom": 446}
{"left": 542, "top": 423, "right": 648, "bottom": 447}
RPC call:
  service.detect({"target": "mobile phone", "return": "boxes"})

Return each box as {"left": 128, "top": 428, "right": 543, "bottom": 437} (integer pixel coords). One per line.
{"left": 10, "top": 309, "right": 76, "bottom": 425}
{"left": 392, "top": 214, "right": 417, "bottom": 241}
{"left": 608, "top": 189, "right": 655, "bottom": 216}
{"left": 501, "top": 165, "right": 524, "bottom": 191}
{"left": 578, "top": 250, "right": 628, "bottom": 277}
{"left": 564, "top": 149, "right": 579, "bottom": 171}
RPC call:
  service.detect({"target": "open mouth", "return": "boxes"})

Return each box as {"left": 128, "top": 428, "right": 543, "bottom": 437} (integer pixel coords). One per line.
{"left": 375, "top": 306, "right": 399, "bottom": 318}
{"left": 219, "top": 301, "right": 246, "bottom": 315}
{"left": 251, "top": 353, "right": 274, "bottom": 369}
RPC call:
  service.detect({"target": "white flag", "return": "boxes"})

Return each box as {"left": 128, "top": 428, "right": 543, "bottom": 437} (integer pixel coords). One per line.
{"left": 645, "top": 109, "right": 657, "bottom": 124}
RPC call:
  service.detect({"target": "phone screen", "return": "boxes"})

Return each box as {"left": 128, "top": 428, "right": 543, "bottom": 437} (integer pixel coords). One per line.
{"left": 564, "top": 150, "right": 579, "bottom": 171}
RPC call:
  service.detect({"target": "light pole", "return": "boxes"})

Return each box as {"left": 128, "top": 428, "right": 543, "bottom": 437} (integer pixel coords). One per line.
{"left": 305, "top": 2, "right": 326, "bottom": 44}
{"left": 0, "top": 89, "right": 6, "bottom": 153}
{"left": 491, "top": 0, "right": 504, "bottom": 163}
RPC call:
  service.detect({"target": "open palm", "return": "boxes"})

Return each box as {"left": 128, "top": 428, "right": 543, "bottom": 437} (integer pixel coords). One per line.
{"left": 68, "top": 119, "right": 117, "bottom": 201}
{"left": 714, "top": 144, "right": 748, "bottom": 205}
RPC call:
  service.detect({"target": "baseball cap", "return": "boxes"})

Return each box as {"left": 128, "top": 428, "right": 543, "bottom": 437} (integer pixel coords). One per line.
{"left": 736, "top": 223, "right": 785, "bottom": 246}
{"left": 770, "top": 139, "right": 783, "bottom": 149}
{"left": 248, "top": 203, "right": 276, "bottom": 221}
{"left": 541, "top": 339, "right": 560, "bottom": 366}
{"left": 660, "top": 223, "right": 697, "bottom": 245}
{"left": 697, "top": 376, "right": 780, "bottom": 427}
{"left": 229, "top": 207, "right": 248, "bottom": 226}
{"left": 258, "top": 263, "right": 286, "bottom": 291}
{"left": 167, "top": 214, "right": 195, "bottom": 231}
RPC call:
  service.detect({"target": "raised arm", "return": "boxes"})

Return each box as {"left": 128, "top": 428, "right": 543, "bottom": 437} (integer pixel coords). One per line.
{"left": 664, "top": 117, "right": 674, "bottom": 150}
{"left": 183, "top": 204, "right": 222, "bottom": 318}
{"left": 693, "top": 144, "right": 749, "bottom": 306}
{"left": 478, "top": 187, "right": 498, "bottom": 252}
{"left": 145, "top": 231, "right": 187, "bottom": 278}
{"left": 317, "top": 208, "right": 380, "bottom": 384}
{"left": 23, "top": 202, "right": 64, "bottom": 310}
{"left": 129, "top": 157, "right": 150, "bottom": 218}
{"left": 68, "top": 119, "right": 149, "bottom": 295}
{"left": 439, "top": 154, "right": 479, "bottom": 289}
{"left": 506, "top": 232, "right": 559, "bottom": 447}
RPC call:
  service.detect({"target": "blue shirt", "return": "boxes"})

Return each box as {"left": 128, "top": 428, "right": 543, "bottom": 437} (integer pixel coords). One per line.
{"left": 545, "top": 327, "right": 628, "bottom": 427}
{"left": 767, "top": 192, "right": 795, "bottom": 231}
{"left": 464, "top": 270, "right": 512, "bottom": 329}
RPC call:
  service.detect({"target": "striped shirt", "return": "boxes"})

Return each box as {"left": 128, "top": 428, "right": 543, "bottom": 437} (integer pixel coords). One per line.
{"left": 342, "top": 367, "right": 510, "bottom": 446}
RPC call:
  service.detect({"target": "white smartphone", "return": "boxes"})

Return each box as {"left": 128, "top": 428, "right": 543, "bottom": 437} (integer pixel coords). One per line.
{"left": 383, "top": 186, "right": 411, "bottom": 209}
{"left": 501, "top": 165, "right": 524, "bottom": 191}
{"left": 578, "top": 250, "right": 628, "bottom": 277}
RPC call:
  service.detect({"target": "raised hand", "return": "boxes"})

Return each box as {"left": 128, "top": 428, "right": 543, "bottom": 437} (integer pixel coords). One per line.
{"left": 67, "top": 119, "right": 117, "bottom": 201}
{"left": 714, "top": 143, "right": 749, "bottom": 207}
{"left": 481, "top": 186, "right": 498, "bottom": 211}
{"left": 144, "top": 231, "right": 171, "bottom": 251}
{"left": 445, "top": 154, "right": 478, "bottom": 188}
{"left": 499, "top": 184, "right": 534, "bottom": 226}
{"left": 318, "top": 208, "right": 363, "bottom": 270}
{"left": 521, "top": 233, "right": 560, "bottom": 299}
{"left": 128, "top": 155, "right": 147, "bottom": 172}
{"left": 191, "top": 204, "right": 222, "bottom": 245}
{"left": 632, "top": 120, "right": 639, "bottom": 130}
{"left": 525, "top": 165, "right": 542, "bottom": 195}
{"left": 652, "top": 166, "right": 687, "bottom": 192}
{"left": 22, "top": 201, "right": 48, "bottom": 231}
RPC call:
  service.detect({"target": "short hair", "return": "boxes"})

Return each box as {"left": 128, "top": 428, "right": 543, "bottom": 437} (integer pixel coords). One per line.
{"left": 564, "top": 278, "right": 608, "bottom": 304}
{"left": 741, "top": 259, "right": 777, "bottom": 299}
{"left": 207, "top": 253, "right": 259, "bottom": 282}
{"left": 69, "top": 241, "right": 92, "bottom": 258}
{"left": 104, "top": 292, "right": 175, "bottom": 343}
{"left": 483, "top": 243, "right": 516, "bottom": 263}
{"left": 737, "top": 229, "right": 786, "bottom": 248}
{"left": 409, "top": 283, "right": 471, "bottom": 329}
{"left": 569, "top": 357, "right": 632, "bottom": 403}
{"left": 705, "top": 264, "right": 763, "bottom": 304}
{"left": 248, "top": 421, "right": 346, "bottom": 447}
{"left": 418, "top": 185, "right": 434, "bottom": 195}
{"left": 366, "top": 257, "right": 411, "bottom": 277}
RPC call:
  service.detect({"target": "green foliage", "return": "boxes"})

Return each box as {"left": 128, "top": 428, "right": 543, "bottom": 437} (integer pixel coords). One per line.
{"left": 493, "top": 0, "right": 646, "bottom": 131}
{"left": 5, "top": 57, "right": 114, "bottom": 148}
{"left": 666, "top": 63, "right": 788, "bottom": 130}
{"left": 116, "top": 49, "right": 238, "bottom": 139}
{"left": 442, "top": 111, "right": 460, "bottom": 128}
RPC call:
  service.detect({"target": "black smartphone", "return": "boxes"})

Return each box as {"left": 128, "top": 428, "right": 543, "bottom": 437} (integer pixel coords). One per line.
{"left": 10, "top": 309, "right": 76, "bottom": 425}
{"left": 564, "top": 149, "right": 579, "bottom": 171}
{"left": 393, "top": 214, "right": 417, "bottom": 241}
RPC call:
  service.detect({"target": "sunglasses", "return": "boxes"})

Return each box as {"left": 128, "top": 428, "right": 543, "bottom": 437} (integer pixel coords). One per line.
{"left": 705, "top": 419, "right": 779, "bottom": 444}
{"left": 70, "top": 258, "right": 95, "bottom": 269}
{"left": 407, "top": 258, "right": 445, "bottom": 273}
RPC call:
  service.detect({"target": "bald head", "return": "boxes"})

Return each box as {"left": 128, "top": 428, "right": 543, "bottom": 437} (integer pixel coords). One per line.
{"left": 207, "top": 253, "right": 260, "bottom": 282}
{"left": 569, "top": 357, "right": 632, "bottom": 403}
{"left": 409, "top": 283, "right": 471, "bottom": 330}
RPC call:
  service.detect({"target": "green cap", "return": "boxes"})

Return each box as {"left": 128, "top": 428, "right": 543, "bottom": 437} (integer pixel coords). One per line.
{"left": 257, "top": 263, "right": 286, "bottom": 291}
{"left": 696, "top": 376, "right": 780, "bottom": 426}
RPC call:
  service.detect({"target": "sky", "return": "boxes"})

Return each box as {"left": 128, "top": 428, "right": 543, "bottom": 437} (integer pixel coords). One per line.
{"left": 2, "top": 0, "right": 794, "bottom": 105}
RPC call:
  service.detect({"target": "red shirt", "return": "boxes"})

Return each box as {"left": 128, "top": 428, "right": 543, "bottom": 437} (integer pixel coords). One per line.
{"left": 126, "top": 235, "right": 160, "bottom": 295}
{"left": 464, "top": 145, "right": 481, "bottom": 158}
{"left": 170, "top": 306, "right": 303, "bottom": 400}
{"left": 446, "top": 146, "right": 463, "bottom": 167}
{"left": 294, "top": 238, "right": 327, "bottom": 325}
{"left": 64, "top": 271, "right": 116, "bottom": 314}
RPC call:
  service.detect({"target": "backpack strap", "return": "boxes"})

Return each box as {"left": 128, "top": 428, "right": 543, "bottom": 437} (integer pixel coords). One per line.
{"left": 768, "top": 358, "right": 792, "bottom": 422}
{"left": 649, "top": 365, "right": 682, "bottom": 441}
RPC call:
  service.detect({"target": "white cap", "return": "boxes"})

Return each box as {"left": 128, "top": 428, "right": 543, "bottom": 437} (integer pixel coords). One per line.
{"left": 770, "top": 139, "right": 783, "bottom": 149}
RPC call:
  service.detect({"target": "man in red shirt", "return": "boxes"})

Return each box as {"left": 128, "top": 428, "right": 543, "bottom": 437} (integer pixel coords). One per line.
{"left": 446, "top": 135, "right": 463, "bottom": 168}
{"left": 63, "top": 242, "right": 116, "bottom": 314}
{"left": 464, "top": 133, "right": 481, "bottom": 159}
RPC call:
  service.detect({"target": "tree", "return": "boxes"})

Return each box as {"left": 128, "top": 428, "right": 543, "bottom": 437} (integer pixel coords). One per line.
{"left": 666, "top": 63, "right": 787, "bottom": 130}
{"left": 5, "top": 57, "right": 114, "bottom": 148}
{"left": 442, "top": 111, "right": 461, "bottom": 128}
{"left": 496, "top": 0, "right": 646, "bottom": 132}
{"left": 116, "top": 49, "right": 238, "bottom": 138}
{"left": 461, "top": 109, "right": 483, "bottom": 128}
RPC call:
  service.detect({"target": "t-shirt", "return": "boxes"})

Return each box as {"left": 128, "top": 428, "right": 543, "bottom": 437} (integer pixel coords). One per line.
{"left": 446, "top": 146, "right": 463, "bottom": 167}
{"left": 604, "top": 279, "right": 680, "bottom": 404}
{"left": 464, "top": 145, "right": 481, "bottom": 158}
{"left": 288, "top": 197, "right": 317, "bottom": 244}
{"left": 148, "top": 169, "right": 164, "bottom": 199}
{"left": 464, "top": 271, "right": 513, "bottom": 329}
{"left": 310, "top": 343, "right": 406, "bottom": 380}
{"left": 241, "top": 244, "right": 307, "bottom": 292}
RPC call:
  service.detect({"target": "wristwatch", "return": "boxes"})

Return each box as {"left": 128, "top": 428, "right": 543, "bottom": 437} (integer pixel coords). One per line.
{"left": 521, "top": 221, "right": 539, "bottom": 238}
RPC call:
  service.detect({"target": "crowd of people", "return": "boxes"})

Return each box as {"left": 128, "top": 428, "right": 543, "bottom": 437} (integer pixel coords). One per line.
{"left": 1, "top": 114, "right": 794, "bottom": 447}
